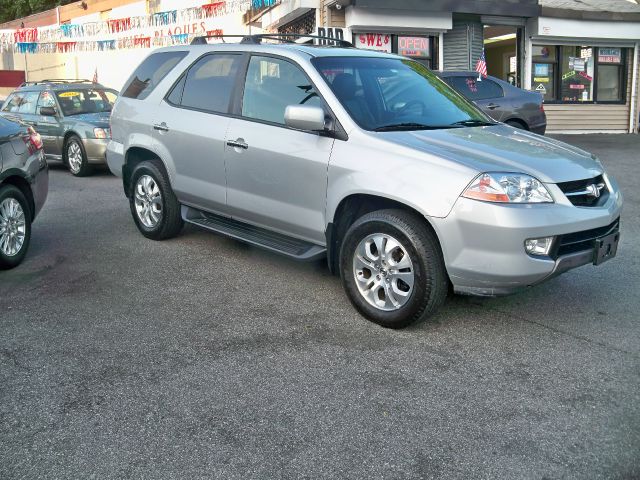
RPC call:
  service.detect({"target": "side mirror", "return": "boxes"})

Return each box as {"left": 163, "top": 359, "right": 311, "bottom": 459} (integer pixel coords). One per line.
{"left": 40, "top": 106, "right": 57, "bottom": 116}
{"left": 284, "top": 105, "right": 326, "bottom": 132}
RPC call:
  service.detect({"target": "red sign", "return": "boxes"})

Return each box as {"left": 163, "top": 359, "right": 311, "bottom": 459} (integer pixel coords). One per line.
{"left": 354, "top": 33, "right": 391, "bottom": 53}
{"left": 398, "top": 36, "right": 430, "bottom": 58}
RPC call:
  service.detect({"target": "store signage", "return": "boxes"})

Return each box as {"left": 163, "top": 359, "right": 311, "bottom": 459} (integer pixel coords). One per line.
{"left": 354, "top": 33, "right": 391, "bottom": 53}
{"left": 316, "top": 27, "right": 344, "bottom": 45}
{"left": 598, "top": 48, "right": 621, "bottom": 63}
{"left": 535, "top": 84, "right": 546, "bottom": 93}
{"left": 534, "top": 77, "right": 548, "bottom": 83}
{"left": 534, "top": 63, "right": 548, "bottom": 76}
{"left": 398, "top": 36, "right": 429, "bottom": 58}
{"left": 569, "top": 84, "right": 585, "bottom": 89}
{"left": 562, "top": 70, "right": 575, "bottom": 80}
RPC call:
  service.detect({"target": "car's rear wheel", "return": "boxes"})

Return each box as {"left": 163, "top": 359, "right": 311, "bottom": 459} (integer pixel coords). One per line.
{"left": 65, "top": 135, "right": 92, "bottom": 177}
{"left": 339, "top": 209, "right": 448, "bottom": 329}
{"left": 129, "top": 160, "right": 183, "bottom": 240}
{"left": 0, "top": 185, "right": 32, "bottom": 270}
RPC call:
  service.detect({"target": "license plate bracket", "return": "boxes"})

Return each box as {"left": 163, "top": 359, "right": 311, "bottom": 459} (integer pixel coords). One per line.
{"left": 593, "top": 231, "right": 620, "bottom": 265}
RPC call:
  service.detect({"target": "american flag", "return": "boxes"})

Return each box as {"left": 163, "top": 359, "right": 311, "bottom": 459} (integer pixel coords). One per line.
{"left": 92, "top": 67, "right": 98, "bottom": 83}
{"left": 475, "top": 51, "right": 487, "bottom": 78}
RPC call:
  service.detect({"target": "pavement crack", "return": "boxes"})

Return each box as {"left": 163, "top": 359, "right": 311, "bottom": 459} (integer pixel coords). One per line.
{"left": 487, "top": 306, "right": 640, "bottom": 359}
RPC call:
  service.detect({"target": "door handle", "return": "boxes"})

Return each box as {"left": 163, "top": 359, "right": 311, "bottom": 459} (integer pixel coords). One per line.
{"left": 227, "top": 138, "right": 248, "bottom": 150}
{"left": 486, "top": 103, "right": 499, "bottom": 110}
{"left": 153, "top": 122, "right": 169, "bottom": 132}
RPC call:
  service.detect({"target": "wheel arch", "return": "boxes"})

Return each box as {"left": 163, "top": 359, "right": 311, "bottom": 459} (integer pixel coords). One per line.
{"left": 504, "top": 117, "right": 529, "bottom": 130}
{"left": 325, "top": 193, "right": 444, "bottom": 276}
{"left": 123, "top": 146, "right": 170, "bottom": 198}
{"left": 0, "top": 173, "right": 35, "bottom": 221}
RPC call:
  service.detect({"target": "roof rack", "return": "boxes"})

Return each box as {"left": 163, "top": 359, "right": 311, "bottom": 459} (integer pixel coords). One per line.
{"left": 190, "top": 33, "right": 353, "bottom": 48}
{"left": 19, "top": 79, "right": 97, "bottom": 87}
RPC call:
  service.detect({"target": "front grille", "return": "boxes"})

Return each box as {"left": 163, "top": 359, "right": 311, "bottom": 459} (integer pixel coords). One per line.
{"left": 557, "top": 174, "right": 608, "bottom": 207}
{"left": 550, "top": 218, "right": 620, "bottom": 259}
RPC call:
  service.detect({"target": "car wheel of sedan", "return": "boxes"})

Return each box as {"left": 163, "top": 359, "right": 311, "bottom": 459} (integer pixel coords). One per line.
{"left": 129, "top": 160, "right": 183, "bottom": 240}
{"left": 340, "top": 209, "right": 448, "bottom": 329}
{"left": 0, "top": 185, "right": 32, "bottom": 270}
{"left": 65, "top": 135, "right": 92, "bottom": 177}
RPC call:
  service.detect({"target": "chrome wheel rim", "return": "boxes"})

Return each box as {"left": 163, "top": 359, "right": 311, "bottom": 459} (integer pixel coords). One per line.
{"left": 0, "top": 198, "right": 26, "bottom": 257}
{"left": 134, "top": 175, "right": 162, "bottom": 228}
{"left": 353, "top": 233, "right": 415, "bottom": 311}
{"left": 67, "top": 141, "right": 83, "bottom": 173}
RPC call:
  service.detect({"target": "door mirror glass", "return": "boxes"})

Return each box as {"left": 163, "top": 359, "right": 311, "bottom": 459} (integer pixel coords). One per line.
{"left": 40, "top": 106, "right": 57, "bottom": 116}
{"left": 284, "top": 105, "right": 326, "bottom": 131}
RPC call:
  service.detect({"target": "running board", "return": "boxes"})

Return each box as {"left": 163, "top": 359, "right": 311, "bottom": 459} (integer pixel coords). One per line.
{"left": 181, "top": 206, "right": 326, "bottom": 261}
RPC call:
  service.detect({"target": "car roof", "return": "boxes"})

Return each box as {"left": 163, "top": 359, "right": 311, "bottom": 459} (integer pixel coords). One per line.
{"left": 13, "top": 81, "right": 111, "bottom": 92}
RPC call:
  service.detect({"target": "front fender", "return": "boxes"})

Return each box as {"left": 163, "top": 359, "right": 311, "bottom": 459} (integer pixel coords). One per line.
{"left": 326, "top": 132, "right": 477, "bottom": 224}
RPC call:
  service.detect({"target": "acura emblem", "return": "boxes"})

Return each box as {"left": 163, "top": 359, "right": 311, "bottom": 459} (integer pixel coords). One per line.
{"left": 585, "top": 183, "right": 605, "bottom": 198}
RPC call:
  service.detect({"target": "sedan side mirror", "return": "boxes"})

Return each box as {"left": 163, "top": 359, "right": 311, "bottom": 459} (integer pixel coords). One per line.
{"left": 40, "top": 106, "right": 57, "bottom": 116}
{"left": 284, "top": 105, "right": 327, "bottom": 132}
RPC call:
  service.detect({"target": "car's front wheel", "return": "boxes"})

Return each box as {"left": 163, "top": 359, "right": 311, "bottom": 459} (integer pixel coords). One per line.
{"left": 340, "top": 209, "right": 448, "bottom": 329}
{"left": 129, "top": 160, "right": 183, "bottom": 240}
{"left": 65, "top": 135, "right": 92, "bottom": 177}
{"left": 0, "top": 185, "right": 32, "bottom": 270}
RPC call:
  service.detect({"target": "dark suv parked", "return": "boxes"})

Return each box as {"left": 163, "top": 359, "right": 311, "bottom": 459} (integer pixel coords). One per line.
{"left": 0, "top": 115, "right": 48, "bottom": 269}
{"left": 0, "top": 80, "right": 118, "bottom": 177}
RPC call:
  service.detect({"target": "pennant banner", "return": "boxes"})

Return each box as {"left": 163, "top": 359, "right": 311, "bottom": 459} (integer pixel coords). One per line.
{"left": 1, "top": 1, "right": 252, "bottom": 53}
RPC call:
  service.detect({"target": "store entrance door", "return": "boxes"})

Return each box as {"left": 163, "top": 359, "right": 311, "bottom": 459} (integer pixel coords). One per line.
{"left": 483, "top": 25, "right": 523, "bottom": 87}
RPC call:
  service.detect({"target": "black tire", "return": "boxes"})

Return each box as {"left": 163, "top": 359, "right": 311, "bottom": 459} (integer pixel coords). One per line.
{"left": 129, "top": 160, "right": 183, "bottom": 240}
{"left": 0, "top": 185, "right": 32, "bottom": 270}
{"left": 505, "top": 119, "right": 528, "bottom": 130}
{"left": 65, "top": 135, "right": 93, "bottom": 177}
{"left": 339, "top": 209, "right": 448, "bottom": 329}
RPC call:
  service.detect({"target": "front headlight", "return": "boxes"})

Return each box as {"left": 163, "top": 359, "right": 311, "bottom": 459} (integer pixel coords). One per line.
{"left": 462, "top": 172, "right": 554, "bottom": 203}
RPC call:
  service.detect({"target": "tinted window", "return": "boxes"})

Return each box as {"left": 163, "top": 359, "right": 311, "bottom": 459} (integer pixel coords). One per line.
{"left": 447, "top": 77, "right": 503, "bottom": 101}
{"left": 122, "top": 51, "right": 187, "bottom": 100}
{"left": 1, "top": 94, "right": 17, "bottom": 112}
{"left": 314, "top": 57, "right": 486, "bottom": 131}
{"left": 166, "top": 75, "right": 186, "bottom": 105}
{"left": 180, "top": 54, "right": 242, "bottom": 113}
{"left": 242, "top": 56, "right": 321, "bottom": 125}
{"left": 55, "top": 89, "right": 118, "bottom": 116}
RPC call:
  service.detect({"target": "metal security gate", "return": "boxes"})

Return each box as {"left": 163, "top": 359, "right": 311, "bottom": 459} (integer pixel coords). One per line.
{"left": 443, "top": 20, "right": 484, "bottom": 71}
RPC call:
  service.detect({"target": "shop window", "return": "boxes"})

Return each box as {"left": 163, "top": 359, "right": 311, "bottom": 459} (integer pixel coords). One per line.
{"left": 560, "top": 46, "right": 594, "bottom": 102}
{"left": 531, "top": 45, "right": 626, "bottom": 104}
{"left": 597, "top": 48, "right": 625, "bottom": 102}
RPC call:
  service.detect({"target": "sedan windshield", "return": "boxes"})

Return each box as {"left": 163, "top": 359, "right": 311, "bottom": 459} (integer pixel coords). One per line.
{"left": 55, "top": 89, "right": 118, "bottom": 116}
{"left": 313, "top": 57, "right": 492, "bottom": 131}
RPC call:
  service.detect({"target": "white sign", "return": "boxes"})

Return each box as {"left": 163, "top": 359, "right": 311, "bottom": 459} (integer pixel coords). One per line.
{"left": 354, "top": 33, "right": 392, "bottom": 53}
{"left": 535, "top": 83, "right": 546, "bottom": 94}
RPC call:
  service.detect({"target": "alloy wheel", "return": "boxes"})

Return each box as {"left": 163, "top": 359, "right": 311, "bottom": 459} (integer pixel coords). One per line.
{"left": 352, "top": 233, "right": 415, "bottom": 311}
{"left": 67, "top": 141, "right": 83, "bottom": 174}
{"left": 0, "top": 198, "right": 26, "bottom": 257}
{"left": 134, "top": 175, "right": 163, "bottom": 228}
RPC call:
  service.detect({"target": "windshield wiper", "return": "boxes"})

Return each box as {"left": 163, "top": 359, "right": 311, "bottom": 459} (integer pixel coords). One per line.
{"left": 450, "top": 119, "right": 495, "bottom": 127}
{"left": 373, "top": 123, "right": 460, "bottom": 132}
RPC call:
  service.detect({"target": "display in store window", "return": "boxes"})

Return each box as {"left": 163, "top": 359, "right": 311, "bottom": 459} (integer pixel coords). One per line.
{"left": 560, "top": 46, "right": 593, "bottom": 102}
{"left": 398, "top": 36, "right": 429, "bottom": 58}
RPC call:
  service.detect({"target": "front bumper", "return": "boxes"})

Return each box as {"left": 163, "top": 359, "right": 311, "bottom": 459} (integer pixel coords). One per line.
{"left": 82, "top": 138, "right": 109, "bottom": 165}
{"left": 106, "top": 140, "right": 124, "bottom": 177}
{"left": 430, "top": 177, "right": 623, "bottom": 296}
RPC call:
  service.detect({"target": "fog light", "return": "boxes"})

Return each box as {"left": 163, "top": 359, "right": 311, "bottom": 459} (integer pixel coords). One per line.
{"left": 525, "top": 236, "right": 554, "bottom": 256}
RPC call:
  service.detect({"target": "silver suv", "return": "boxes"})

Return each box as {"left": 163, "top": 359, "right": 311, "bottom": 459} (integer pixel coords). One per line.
{"left": 107, "top": 36, "right": 622, "bottom": 328}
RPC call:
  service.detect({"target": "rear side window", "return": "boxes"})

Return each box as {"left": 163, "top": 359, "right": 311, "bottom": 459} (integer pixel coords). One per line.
{"left": 3, "top": 91, "right": 39, "bottom": 114}
{"left": 176, "top": 54, "right": 243, "bottom": 113}
{"left": 447, "top": 76, "right": 503, "bottom": 101}
{"left": 122, "top": 51, "right": 187, "bottom": 100}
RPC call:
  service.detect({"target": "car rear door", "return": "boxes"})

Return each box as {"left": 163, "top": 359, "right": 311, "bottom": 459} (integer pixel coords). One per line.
{"left": 223, "top": 54, "right": 334, "bottom": 244}
{"left": 34, "top": 90, "right": 63, "bottom": 156}
{"left": 445, "top": 76, "right": 506, "bottom": 122}
{"left": 153, "top": 52, "right": 244, "bottom": 214}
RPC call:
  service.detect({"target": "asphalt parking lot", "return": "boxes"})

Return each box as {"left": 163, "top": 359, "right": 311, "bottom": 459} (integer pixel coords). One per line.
{"left": 1, "top": 134, "right": 639, "bottom": 479}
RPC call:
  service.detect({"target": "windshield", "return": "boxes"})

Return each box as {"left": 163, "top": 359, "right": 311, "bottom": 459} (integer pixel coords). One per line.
{"left": 55, "top": 89, "right": 118, "bottom": 116}
{"left": 313, "top": 56, "right": 492, "bottom": 131}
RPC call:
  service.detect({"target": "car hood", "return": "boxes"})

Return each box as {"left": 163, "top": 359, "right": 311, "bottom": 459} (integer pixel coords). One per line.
{"left": 66, "top": 112, "right": 110, "bottom": 129}
{"left": 378, "top": 124, "right": 602, "bottom": 183}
